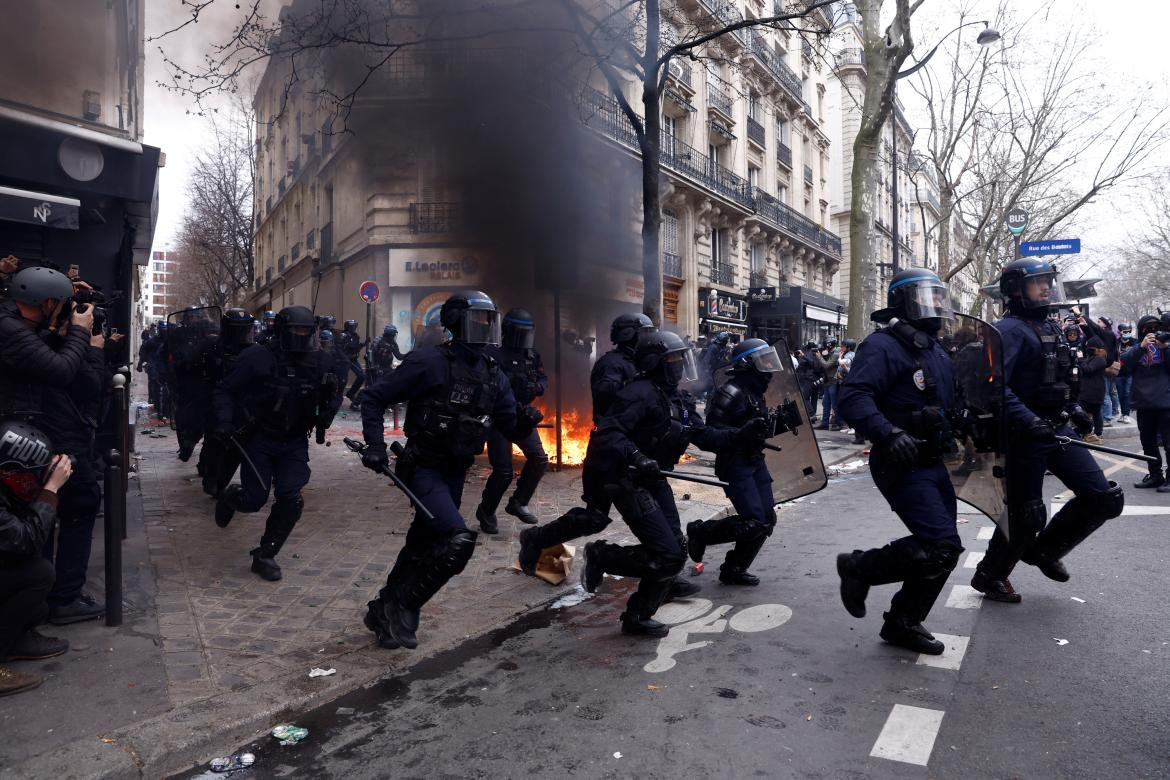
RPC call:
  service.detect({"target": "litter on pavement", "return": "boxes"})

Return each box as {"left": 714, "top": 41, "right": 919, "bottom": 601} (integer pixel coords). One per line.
{"left": 308, "top": 667, "right": 336, "bottom": 678}
{"left": 271, "top": 724, "right": 309, "bottom": 745}
{"left": 210, "top": 753, "right": 255, "bottom": 773}
{"left": 1054, "top": 638, "right": 1069, "bottom": 646}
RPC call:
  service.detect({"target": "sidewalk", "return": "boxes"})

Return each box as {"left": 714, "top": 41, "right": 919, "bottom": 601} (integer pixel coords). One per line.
{"left": 1, "top": 403, "right": 865, "bottom": 779}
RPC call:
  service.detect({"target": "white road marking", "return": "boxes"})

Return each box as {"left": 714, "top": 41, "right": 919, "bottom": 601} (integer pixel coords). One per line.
{"left": 727, "top": 603, "right": 793, "bottom": 633}
{"left": 654, "top": 599, "right": 714, "bottom": 625}
{"left": 870, "top": 704, "right": 945, "bottom": 765}
{"left": 644, "top": 602, "right": 792, "bottom": 673}
{"left": 916, "top": 634, "right": 970, "bottom": 671}
{"left": 945, "top": 585, "right": 983, "bottom": 610}
{"left": 976, "top": 526, "right": 995, "bottom": 541}
{"left": 963, "top": 551, "right": 985, "bottom": 569}
{"left": 1050, "top": 502, "right": 1170, "bottom": 517}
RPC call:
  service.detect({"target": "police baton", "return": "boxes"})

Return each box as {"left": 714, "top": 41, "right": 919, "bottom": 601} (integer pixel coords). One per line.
{"left": 1054, "top": 435, "right": 1158, "bottom": 464}
{"left": 227, "top": 434, "right": 269, "bottom": 492}
{"left": 630, "top": 466, "right": 730, "bottom": 489}
{"left": 763, "top": 442, "right": 783, "bottom": 453}
{"left": 343, "top": 437, "right": 436, "bottom": 521}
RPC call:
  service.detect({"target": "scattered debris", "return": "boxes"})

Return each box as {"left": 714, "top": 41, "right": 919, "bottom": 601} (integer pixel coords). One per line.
{"left": 646, "top": 685, "right": 660, "bottom": 692}
{"left": 613, "top": 752, "right": 622, "bottom": 759}
{"left": 1054, "top": 638, "right": 1069, "bottom": 646}
{"left": 690, "top": 562, "right": 705, "bottom": 576}
{"left": 99, "top": 737, "right": 115, "bottom": 745}
{"left": 210, "top": 753, "right": 255, "bottom": 773}
{"left": 550, "top": 586, "right": 593, "bottom": 609}
{"left": 1070, "top": 597, "right": 1086, "bottom": 603}
{"left": 308, "top": 667, "right": 336, "bottom": 678}
{"left": 271, "top": 724, "right": 309, "bottom": 745}
{"left": 335, "top": 707, "right": 355, "bottom": 716}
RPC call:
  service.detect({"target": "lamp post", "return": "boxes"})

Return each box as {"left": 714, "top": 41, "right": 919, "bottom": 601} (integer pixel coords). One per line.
{"left": 888, "top": 21, "right": 1000, "bottom": 275}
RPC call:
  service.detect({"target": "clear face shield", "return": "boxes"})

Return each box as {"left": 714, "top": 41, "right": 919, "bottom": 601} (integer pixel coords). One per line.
{"left": 280, "top": 324, "right": 320, "bottom": 353}
{"left": 738, "top": 343, "right": 784, "bottom": 372}
{"left": 1022, "top": 271, "right": 1065, "bottom": 309}
{"left": 663, "top": 348, "right": 699, "bottom": 385}
{"left": 903, "top": 281, "right": 955, "bottom": 322}
{"left": 458, "top": 308, "right": 502, "bottom": 346}
{"left": 503, "top": 321, "right": 535, "bottom": 349}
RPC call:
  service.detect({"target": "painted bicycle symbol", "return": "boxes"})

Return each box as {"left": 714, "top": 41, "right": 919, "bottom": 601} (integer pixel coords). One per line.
{"left": 645, "top": 598, "right": 792, "bottom": 673}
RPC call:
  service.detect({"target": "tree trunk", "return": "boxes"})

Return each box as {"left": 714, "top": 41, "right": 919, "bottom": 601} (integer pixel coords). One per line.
{"left": 937, "top": 185, "right": 953, "bottom": 280}
{"left": 847, "top": 133, "right": 880, "bottom": 339}
{"left": 641, "top": 0, "right": 663, "bottom": 326}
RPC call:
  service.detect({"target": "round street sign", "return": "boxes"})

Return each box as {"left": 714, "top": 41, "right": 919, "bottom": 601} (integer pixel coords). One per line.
{"left": 1006, "top": 207, "right": 1029, "bottom": 235}
{"left": 359, "top": 280, "right": 380, "bottom": 304}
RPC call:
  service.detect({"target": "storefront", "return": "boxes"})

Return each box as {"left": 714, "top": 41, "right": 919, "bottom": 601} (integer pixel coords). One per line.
{"left": 748, "top": 285, "right": 845, "bottom": 348}
{"left": 698, "top": 287, "right": 749, "bottom": 339}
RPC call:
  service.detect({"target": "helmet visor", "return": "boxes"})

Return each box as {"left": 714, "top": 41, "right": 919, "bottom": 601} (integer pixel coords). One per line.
{"left": 503, "top": 323, "right": 535, "bottom": 349}
{"left": 663, "top": 348, "right": 699, "bottom": 385}
{"left": 280, "top": 324, "right": 320, "bottom": 353}
{"left": 737, "top": 343, "right": 784, "bottom": 372}
{"left": 902, "top": 280, "right": 955, "bottom": 321}
{"left": 458, "top": 308, "right": 501, "bottom": 345}
{"left": 1021, "top": 271, "right": 1065, "bottom": 309}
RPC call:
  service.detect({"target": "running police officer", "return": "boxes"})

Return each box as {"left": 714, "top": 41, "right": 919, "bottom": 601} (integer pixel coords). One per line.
{"left": 340, "top": 319, "right": 367, "bottom": 410}
{"left": 318, "top": 329, "right": 349, "bottom": 410}
{"left": 368, "top": 324, "right": 405, "bottom": 384}
{"left": 358, "top": 291, "right": 517, "bottom": 651}
{"left": 197, "top": 308, "right": 254, "bottom": 497}
{"left": 578, "top": 332, "right": 735, "bottom": 637}
{"left": 970, "top": 260, "right": 1123, "bottom": 602}
{"left": 516, "top": 312, "right": 655, "bottom": 572}
{"left": 686, "top": 338, "right": 784, "bottom": 586}
{"left": 835, "top": 268, "right": 962, "bottom": 655}
{"left": 475, "top": 308, "right": 549, "bottom": 532}
{"left": 213, "top": 306, "right": 339, "bottom": 581}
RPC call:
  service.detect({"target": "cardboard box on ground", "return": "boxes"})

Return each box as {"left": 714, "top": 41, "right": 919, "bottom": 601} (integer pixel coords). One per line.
{"left": 512, "top": 544, "right": 575, "bottom": 585}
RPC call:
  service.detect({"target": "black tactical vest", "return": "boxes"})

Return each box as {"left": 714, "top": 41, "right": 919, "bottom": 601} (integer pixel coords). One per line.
{"left": 1025, "top": 320, "right": 1074, "bottom": 412}
{"left": 250, "top": 347, "right": 324, "bottom": 438}
{"left": 404, "top": 344, "right": 500, "bottom": 465}
{"left": 632, "top": 384, "right": 693, "bottom": 467}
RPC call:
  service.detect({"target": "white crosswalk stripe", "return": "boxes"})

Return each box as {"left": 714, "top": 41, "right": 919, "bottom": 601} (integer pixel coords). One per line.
{"left": 962, "top": 551, "right": 984, "bottom": 569}
{"left": 870, "top": 704, "right": 945, "bottom": 765}
{"left": 945, "top": 584, "right": 983, "bottom": 610}
{"left": 976, "top": 525, "right": 994, "bottom": 541}
{"left": 916, "top": 633, "right": 970, "bottom": 671}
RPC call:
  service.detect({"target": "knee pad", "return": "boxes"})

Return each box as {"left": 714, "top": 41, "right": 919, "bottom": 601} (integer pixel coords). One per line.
{"left": 646, "top": 550, "right": 686, "bottom": 579}
{"left": 434, "top": 530, "right": 478, "bottom": 576}
{"left": 893, "top": 537, "right": 962, "bottom": 579}
{"left": 273, "top": 492, "right": 305, "bottom": 520}
{"left": 578, "top": 507, "right": 611, "bottom": 535}
{"left": 1010, "top": 499, "right": 1048, "bottom": 538}
{"left": 1084, "top": 481, "right": 1124, "bottom": 519}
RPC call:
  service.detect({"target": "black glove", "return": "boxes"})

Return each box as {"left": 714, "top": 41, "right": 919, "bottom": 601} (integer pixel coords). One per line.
{"left": 213, "top": 421, "right": 235, "bottom": 439}
{"left": 882, "top": 430, "right": 920, "bottom": 469}
{"left": 1025, "top": 417, "right": 1056, "bottom": 442}
{"left": 1068, "top": 407, "right": 1094, "bottom": 437}
{"left": 735, "top": 418, "right": 770, "bottom": 447}
{"left": 361, "top": 442, "right": 389, "bottom": 473}
{"left": 631, "top": 451, "right": 661, "bottom": 479}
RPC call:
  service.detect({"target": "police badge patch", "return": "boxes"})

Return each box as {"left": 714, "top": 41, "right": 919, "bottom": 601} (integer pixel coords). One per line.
{"left": 913, "top": 368, "right": 927, "bottom": 391}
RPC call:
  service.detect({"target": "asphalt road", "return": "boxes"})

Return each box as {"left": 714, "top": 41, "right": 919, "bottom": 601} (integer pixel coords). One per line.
{"left": 182, "top": 424, "right": 1170, "bottom": 779}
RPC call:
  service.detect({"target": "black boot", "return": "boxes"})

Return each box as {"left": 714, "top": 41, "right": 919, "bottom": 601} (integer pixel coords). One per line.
{"left": 718, "top": 520, "right": 769, "bottom": 586}
{"left": 666, "top": 578, "right": 702, "bottom": 599}
{"left": 1025, "top": 484, "right": 1122, "bottom": 582}
{"left": 518, "top": 526, "right": 542, "bottom": 576}
{"left": 215, "top": 484, "right": 241, "bottom": 528}
{"left": 970, "top": 569, "right": 1022, "bottom": 603}
{"left": 879, "top": 612, "right": 944, "bottom": 655}
{"left": 476, "top": 505, "right": 499, "bottom": 535}
{"left": 505, "top": 497, "right": 538, "bottom": 525}
{"left": 837, "top": 551, "right": 870, "bottom": 618}
{"left": 581, "top": 540, "right": 652, "bottom": 593}
{"left": 1019, "top": 549, "right": 1070, "bottom": 582}
{"left": 388, "top": 531, "right": 478, "bottom": 649}
{"left": 581, "top": 541, "right": 605, "bottom": 593}
{"left": 621, "top": 576, "right": 673, "bottom": 638}
{"left": 363, "top": 599, "right": 401, "bottom": 649}
{"left": 620, "top": 612, "right": 670, "bottom": 638}
{"left": 250, "top": 548, "right": 282, "bottom": 581}
{"left": 685, "top": 515, "right": 742, "bottom": 564}
{"left": 507, "top": 455, "right": 547, "bottom": 524}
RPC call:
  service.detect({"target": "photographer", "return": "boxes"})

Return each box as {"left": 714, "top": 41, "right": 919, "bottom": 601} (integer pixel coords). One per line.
{"left": 795, "top": 342, "right": 825, "bottom": 422}
{"left": 1116, "top": 323, "right": 1136, "bottom": 423}
{"left": 0, "top": 266, "right": 106, "bottom": 623}
{"left": 1120, "top": 316, "right": 1170, "bottom": 491}
{"left": 1077, "top": 336, "right": 1108, "bottom": 443}
{"left": 817, "top": 340, "right": 840, "bottom": 430}
{"left": 0, "top": 420, "right": 72, "bottom": 696}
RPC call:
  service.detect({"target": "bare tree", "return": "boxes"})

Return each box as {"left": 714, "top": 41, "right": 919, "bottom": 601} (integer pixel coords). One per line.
{"left": 174, "top": 106, "right": 257, "bottom": 308}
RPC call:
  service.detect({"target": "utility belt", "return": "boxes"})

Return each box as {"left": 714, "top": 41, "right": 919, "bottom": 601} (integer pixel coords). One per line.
{"left": 407, "top": 408, "right": 491, "bottom": 464}
{"left": 890, "top": 405, "right": 954, "bottom": 461}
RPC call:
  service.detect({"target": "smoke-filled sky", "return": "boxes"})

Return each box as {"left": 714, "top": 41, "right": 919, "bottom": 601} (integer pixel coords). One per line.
{"left": 144, "top": 0, "right": 1170, "bottom": 268}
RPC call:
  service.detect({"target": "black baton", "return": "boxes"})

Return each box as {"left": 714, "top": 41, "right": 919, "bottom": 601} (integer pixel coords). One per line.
{"left": 1054, "top": 435, "right": 1159, "bottom": 464}
{"left": 630, "top": 466, "right": 730, "bottom": 489}
{"left": 344, "top": 437, "right": 436, "bottom": 520}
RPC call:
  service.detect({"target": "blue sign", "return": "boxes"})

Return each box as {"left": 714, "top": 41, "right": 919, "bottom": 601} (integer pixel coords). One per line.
{"left": 1020, "top": 239, "right": 1080, "bottom": 256}
{"left": 359, "top": 280, "right": 380, "bottom": 304}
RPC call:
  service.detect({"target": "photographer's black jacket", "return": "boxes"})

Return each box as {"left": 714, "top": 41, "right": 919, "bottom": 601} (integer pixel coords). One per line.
{"left": 0, "top": 485, "right": 58, "bottom": 559}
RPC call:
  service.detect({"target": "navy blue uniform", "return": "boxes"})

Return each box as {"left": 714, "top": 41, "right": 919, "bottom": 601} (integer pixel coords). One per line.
{"left": 838, "top": 328, "right": 964, "bottom": 625}
{"left": 340, "top": 331, "right": 367, "bottom": 402}
{"left": 479, "top": 344, "right": 549, "bottom": 519}
{"left": 976, "top": 316, "right": 1122, "bottom": 583}
{"left": 196, "top": 340, "right": 250, "bottom": 497}
{"left": 590, "top": 347, "right": 637, "bottom": 424}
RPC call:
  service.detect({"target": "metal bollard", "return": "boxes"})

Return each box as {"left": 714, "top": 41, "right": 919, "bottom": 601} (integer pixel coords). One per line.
{"left": 114, "top": 372, "right": 129, "bottom": 539}
{"left": 103, "top": 448, "right": 123, "bottom": 627}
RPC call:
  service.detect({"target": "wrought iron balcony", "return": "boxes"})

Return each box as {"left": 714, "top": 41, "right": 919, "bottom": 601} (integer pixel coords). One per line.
{"left": 778, "top": 143, "right": 793, "bottom": 168}
{"left": 748, "top": 31, "right": 804, "bottom": 102}
{"left": 747, "top": 116, "right": 766, "bottom": 147}
{"left": 698, "top": 0, "right": 749, "bottom": 45}
{"left": 409, "top": 202, "right": 462, "bottom": 234}
{"left": 752, "top": 187, "right": 842, "bottom": 256}
{"left": 663, "top": 252, "right": 683, "bottom": 278}
{"left": 802, "top": 100, "right": 814, "bottom": 117}
{"left": 834, "top": 48, "right": 866, "bottom": 70}
{"left": 750, "top": 270, "right": 770, "bottom": 288}
{"left": 710, "top": 263, "right": 735, "bottom": 286}
{"left": 667, "top": 59, "right": 693, "bottom": 90}
{"left": 707, "top": 82, "right": 734, "bottom": 118}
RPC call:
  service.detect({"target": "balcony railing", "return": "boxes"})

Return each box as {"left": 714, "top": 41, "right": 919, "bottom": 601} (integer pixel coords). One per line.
{"left": 707, "top": 82, "right": 733, "bottom": 117}
{"left": 747, "top": 116, "right": 766, "bottom": 147}
{"left": 778, "top": 142, "right": 792, "bottom": 168}
{"left": 710, "top": 264, "right": 735, "bottom": 286}
{"left": 409, "top": 202, "right": 462, "bottom": 234}
{"left": 802, "top": 100, "right": 814, "bottom": 117}
{"left": 753, "top": 187, "right": 842, "bottom": 255}
{"left": 803, "top": 40, "right": 813, "bottom": 59}
{"left": 835, "top": 48, "right": 866, "bottom": 70}
{"left": 750, "top": 270, "right": 770, "bottom": 288}
{"left": 748, "top": 31, "right": 804, "bottom": 102}
{"left": 699, "top": 0, "right": 749, "bottom": 45}
{"left": 667, "top": 59, "right": 693, "bottom": 89}
{"left": 663, "top": 252, "right": 683, "bottom": 278}
{"left": 804, "top": 165, "right": 814, "bottom": 184}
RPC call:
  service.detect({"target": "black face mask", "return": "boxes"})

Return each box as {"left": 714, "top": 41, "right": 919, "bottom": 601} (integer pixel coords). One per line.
{"left": 912, "top": 317, "right": 944, "bottom": 335}
{"left": 738, "top": 368, "right": 772, "bottom": 394}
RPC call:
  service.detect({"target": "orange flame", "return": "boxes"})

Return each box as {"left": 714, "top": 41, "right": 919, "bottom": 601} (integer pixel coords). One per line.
{"left": 513, "top": 402, "right": 593, "bottom": 466}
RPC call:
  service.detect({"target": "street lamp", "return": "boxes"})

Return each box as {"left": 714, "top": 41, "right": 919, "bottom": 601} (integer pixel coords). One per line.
{"left": 889, "top": 21, "right": 1001, "bottom": 274}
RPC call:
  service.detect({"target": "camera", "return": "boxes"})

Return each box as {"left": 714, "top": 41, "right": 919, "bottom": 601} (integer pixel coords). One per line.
{"left": 71, "top": 287, "right": 109, "bottom": 336}
{"left": 1157, "top": 332, "right": 1170, "bottom": 344}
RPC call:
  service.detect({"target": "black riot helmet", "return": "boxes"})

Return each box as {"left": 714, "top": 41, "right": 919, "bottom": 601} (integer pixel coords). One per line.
{"left": 275, "top": 305, "right": 319, "bottom": 353}
{"left": 343, "top": 319, "right": 358, "bottom": 334}
{"left": 1118, "top": 322, "right": 1133, "bottom": 335}
{"left": 8, "top": 266, "right": 73, "bottom": 307}
{"left": 635, "top": 330, "right": 698, "bottom": 387}
{"left": 999, "top": 259, "right": 1065, "bottom": 317}
{"left": 502, "top": 308, "right": 536, "bottom": 349}
{"left": 713, "top": 331, "right": 731, "bottom": 347}
{"left": 382, "top": 324, "right": 399, "bottom": 340}
{"left": 221, "top": 308, "right": 255, "bottom": 350}
{"left": 262, "top": 310, "right": 276, "bottom": 324}
{"left": 319, "top": 329, "right": 334, "bottom": 346}
{"left": 1138, "top": 315, "right": 1160, "bottom": 337}
{"left": 317, "top": 314, "right": 336, "bottom": 332}
{"left": 730, "top": 338, "right": 784, "bottom": 375}
{"left": 886, "top": 268, "right": 954, "bottom": 326}
{"left": 439, "top": 290, "right": 501, "bottom": 345}
{"left": 0, "top": 419, "right": 53, "bottom": 504}
{"left": 611, "top": 312, "right": 656, "bottom": 348}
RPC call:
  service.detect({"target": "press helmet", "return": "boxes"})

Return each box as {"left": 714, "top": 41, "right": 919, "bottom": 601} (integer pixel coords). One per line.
{"left": 440, "top": 290, "right": 501, "bottom": 345}
{"left": 7, "top": 266, "right": 73, "bottom": 307}
{"left": 0, "top": 419, "right": 54, "bottom": 503}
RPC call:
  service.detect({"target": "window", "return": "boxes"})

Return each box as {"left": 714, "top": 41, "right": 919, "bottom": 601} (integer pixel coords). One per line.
{"left": 748, "top": 166, "right": 759, "bottom": 190}
{"left": 712, "top": 228, "right": 728, "bottom": 267}
{"left": 708, "top": 143, "right": 718, "bottom": 165}
{"left": 663, "top": 115, "right": 677, "bottom": 156}
{"left": 750, "top": 243, "right": 766, "bottom": 276}
{"left": 779, "top": 184, "right": 788, "bottom": 204}
{"left": 748, "top": 93, "right": 761, "bottom": 122}
{"left": 777, "top": 118, "right": 789, "bottom": 146}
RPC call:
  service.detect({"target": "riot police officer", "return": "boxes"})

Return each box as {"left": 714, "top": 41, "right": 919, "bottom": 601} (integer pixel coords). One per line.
{"left": 578, "top": 331, "right": 733, "bottom": 637}
{"left": 368, "top": 324, "right": 405, "bottom": 384}
{"left": 358, "top": 291, "right": 517, "bottom": 650}
{"left": 340, "top": 319, "right": 368, "bottom": 410}
{"left": 516, "top": 312, "right": 655, "bottom": 571}
{"left": 136, "top": 325, "right": 162, "bottom": 408}
{"left": 686, "top": 338, "right": 783, "bottom": 586}
{"left": 212, "top": 306, "right": 339, "bottom": 581}
{"left": 256, "top": 311, "right": 276, "bottom": 345}
{"left": 197, "top": 308, "right": 254, "bottom": 497}
{"left": 319, "top": 329, "right": 349, "bottom": 410}
{"left": 476, "top": 308, "right": 549, "bottom": 532}
{"left": 170, "top": 307, "right": 219, "bottom": 462}
{"left": 835, "top": 268, "right": 963, "bottom": 655}
{"left": 971, "top": 260, "right": 1123, "bottom": 602}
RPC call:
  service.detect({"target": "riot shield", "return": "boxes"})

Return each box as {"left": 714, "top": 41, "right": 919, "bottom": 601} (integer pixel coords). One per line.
{"left": 713, "top": 336, "right": 827, "bottom": 504}
{"left": 939, "top": 314, "right": 1008, "bottom": 533}
{"left": 167, "top": 306, "right": 222, "bottom": 368}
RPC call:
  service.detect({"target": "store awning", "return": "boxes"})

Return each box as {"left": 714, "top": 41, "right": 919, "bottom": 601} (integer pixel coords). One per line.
{"left": 0, "top": 185, "right": 79, "bottom": 229}
{"left": 804, "top": 304, "right": 844, "bottom": 324}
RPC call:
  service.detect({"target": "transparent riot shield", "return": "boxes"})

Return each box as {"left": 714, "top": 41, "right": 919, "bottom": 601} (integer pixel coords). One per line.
{"left": 713, "top": 336, "right": 827, "bottom": 504}
{"left": 939, "top": 314, "right": 1008, "bottom": 533}
{"left": 167, "top": 306, "right": 222, "bottom": 369}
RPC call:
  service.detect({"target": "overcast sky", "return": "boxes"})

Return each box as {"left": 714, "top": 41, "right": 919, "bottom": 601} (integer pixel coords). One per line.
{"left": 143, "top": 0, "right": 1170, "bottom": 272}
